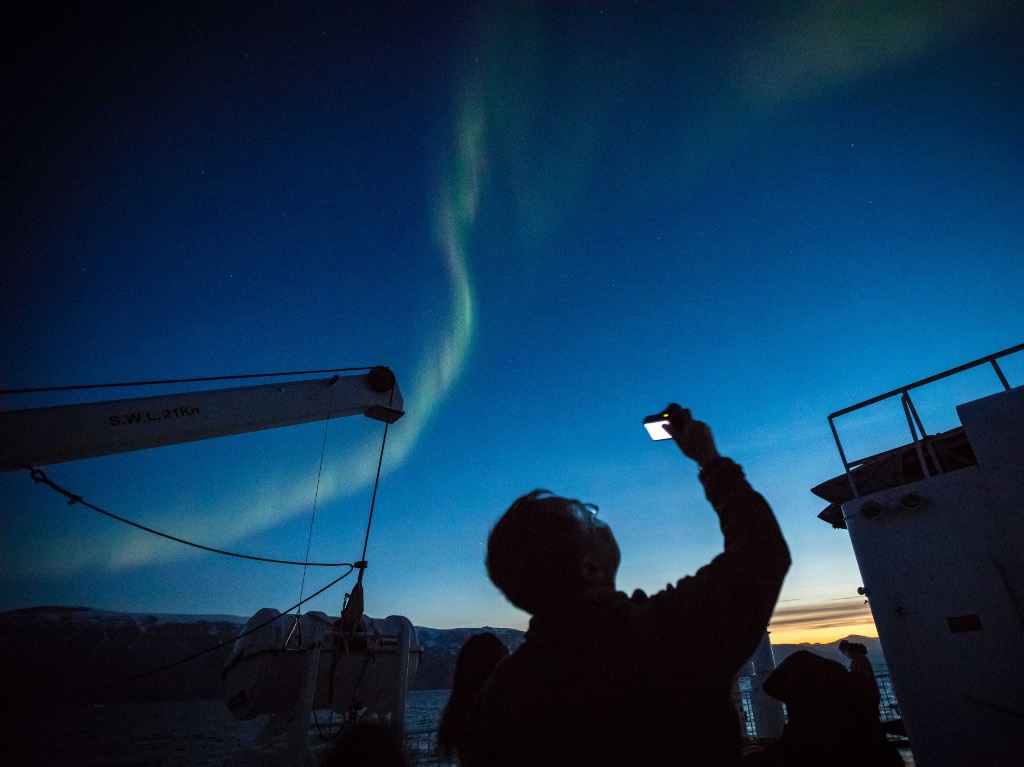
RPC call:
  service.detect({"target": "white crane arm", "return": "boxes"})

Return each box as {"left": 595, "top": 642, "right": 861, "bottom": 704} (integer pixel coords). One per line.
{"left": 0, "top": 367, "right": 403, "bottom": 472}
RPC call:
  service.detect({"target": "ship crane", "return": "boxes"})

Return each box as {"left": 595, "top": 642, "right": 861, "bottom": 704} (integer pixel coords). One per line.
{"left": 0, "top": 366, "right": 404, "bottom": 472}
{"left": 1, "top": 366, "right": 421, "bottom": 767}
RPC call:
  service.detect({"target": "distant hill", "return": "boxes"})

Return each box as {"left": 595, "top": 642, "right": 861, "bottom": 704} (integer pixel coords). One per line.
{"left": 771, "top": 635, "right": 886, "bottom": 673}
{"left": 0, "top": 606, "right": 526, "bottom": 705}
{"left": 0, "top": 606, "right": 880, "bottom": 707}
{"left": 0, "top": 606, "right": 248, "bottom": 706}
{"left": 414, "top": 625, "right": 525, "bottom": 689}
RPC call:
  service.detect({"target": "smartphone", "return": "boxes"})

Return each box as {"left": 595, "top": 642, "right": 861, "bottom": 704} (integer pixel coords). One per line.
{"left": 643, "top": 412, "right": 673, "bottom": 440}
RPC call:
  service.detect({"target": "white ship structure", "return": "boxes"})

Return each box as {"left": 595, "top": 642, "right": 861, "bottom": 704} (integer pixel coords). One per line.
{"left": 812, "top": 343, "right": 1024, "bottom": 767}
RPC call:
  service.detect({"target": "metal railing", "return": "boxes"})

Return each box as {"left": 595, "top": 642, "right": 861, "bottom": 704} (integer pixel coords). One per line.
{"left": 403, "top": 672, "right": 906, "bottom": 760}
{"left": 875, "top": 673, "right": 908, "bottom": 743}
{"left": 405, "top": 728, "right": 457, "bottom": 767}
{"left": 828, "top": 343, "right": 1022, "bottom": 498}
{"left": 738, "top": 687, "right": 758, "bottom": 739}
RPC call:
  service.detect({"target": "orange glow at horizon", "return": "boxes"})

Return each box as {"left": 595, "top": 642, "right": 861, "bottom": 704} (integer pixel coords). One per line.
{"left": 768, "top": 621, "right": 878, "bottom": 646}
{"left": 767, "top": 598, "right": 878, "bottom": 645}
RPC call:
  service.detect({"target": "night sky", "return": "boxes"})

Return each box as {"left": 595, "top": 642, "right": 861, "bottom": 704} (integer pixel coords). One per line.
{"left": 3, "top": 1, "right": 1023, "bottom": 644}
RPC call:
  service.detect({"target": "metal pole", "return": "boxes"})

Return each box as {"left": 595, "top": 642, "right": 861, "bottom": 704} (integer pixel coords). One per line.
{"left": 829, "top": 416, "right": 859, "bottom": 499}
{"left": 991, "top": 359, "right": 1011, "bottom": 390}
{"left": 288, "top": 644, "right": 322, "bottom": 767}
{"left": 394, "top": 621, "right": 411, "bottom": 736}
{"left": 902, "top": 393, "right": 930, "bottom": 480}
{"left": 904, "top": 392, "right": 941, "bottom": 476}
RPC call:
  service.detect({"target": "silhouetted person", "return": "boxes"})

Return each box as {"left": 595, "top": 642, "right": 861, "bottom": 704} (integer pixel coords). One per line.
{"left": 462, "top": 404, "right": 791, "bottom": 767}
{"left": 321, "top": 721, "right": 411, "bottom": 767}
{"left": 743, "top": 650, "right": 902, "bottom": 767}
{"left": 438, "top": 632, "right": 510, "bottom": 761}
{"left": 839, "top": 640, "right": 881, "bottom": 713}
{"left": 839, "top": 639, "right": 907, "bottom": 736}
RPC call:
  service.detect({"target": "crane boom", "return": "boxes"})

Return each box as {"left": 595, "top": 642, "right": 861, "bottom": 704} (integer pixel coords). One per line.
{"left": 0, "top": 367, "right": 403, "bottom": 472}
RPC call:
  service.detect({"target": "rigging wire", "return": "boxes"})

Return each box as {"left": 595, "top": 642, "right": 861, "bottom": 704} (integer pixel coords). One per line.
{"left": 106, "top": 566, "right": 356, "bottom": 689}
{"left": 296, "top": 376, "right": 338, "bottom": 612}
{"left": 337, "top": 387, "right": 393, "bottom": 629}
{"left": 27, "top": 467, "right": 353, "bottom": 567}
{"left": 332, "top": 385, "right": 393, "bottom": 730}
{"left": 19, "top": 376, "right": 400, "bottom": 697}
{"left": 92, "top": 390, "right": 396, "bottom": 692}
{"left": 359, "top": 388, "right": 395, "bottom": 565}
{"left": 0, "top": 366, "right": 377, "bottom": 395}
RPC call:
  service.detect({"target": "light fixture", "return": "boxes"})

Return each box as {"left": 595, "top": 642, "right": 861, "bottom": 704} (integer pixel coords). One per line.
{"left": 861, "top": 501, "right": 883, "bottom": 517}
{"left": 901, "top": 492, "right": 922, "bottom": 509}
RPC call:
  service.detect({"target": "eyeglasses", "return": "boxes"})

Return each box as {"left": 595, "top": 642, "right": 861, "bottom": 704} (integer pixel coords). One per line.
{"left": 573, "top": 501, "right": 601, "bottom": 527}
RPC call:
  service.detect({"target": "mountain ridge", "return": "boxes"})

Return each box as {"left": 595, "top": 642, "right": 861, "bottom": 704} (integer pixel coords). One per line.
{"left": 0, "top": 606, "right": 884, "bottom": 705}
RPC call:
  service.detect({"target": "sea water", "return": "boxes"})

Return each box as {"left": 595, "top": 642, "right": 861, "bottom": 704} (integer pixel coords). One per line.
{"left": 6, "top": 690, "right": 451, "bottom": 767}
{"left": 7, "top": 690, "right": 912, "bottom": 767}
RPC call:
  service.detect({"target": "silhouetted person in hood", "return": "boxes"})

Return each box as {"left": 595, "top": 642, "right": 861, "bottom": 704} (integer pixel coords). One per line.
{"left": 743, "top": 650, "right": 903, "bottom": 767}
{"left": 839, "top": 640, "right": 881, "bottom": 713}
{"left": 462, "top": 404, "right": 791, "bottom": 767}
{"left": 439, "top": 632, "right": 510, "bottom": 762}
{"left": 322, "top": 721, "right": 411, "bottom": 767}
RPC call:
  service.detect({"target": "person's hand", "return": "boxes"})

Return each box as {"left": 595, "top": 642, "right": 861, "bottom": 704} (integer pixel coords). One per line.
{"left": 662, "top": 403, "right": 720, "bottom": 468}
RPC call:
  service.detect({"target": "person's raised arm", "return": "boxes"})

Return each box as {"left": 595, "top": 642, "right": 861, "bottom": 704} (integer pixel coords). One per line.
{"left": 655, "top": 403, "right": 791, "bottom": 665}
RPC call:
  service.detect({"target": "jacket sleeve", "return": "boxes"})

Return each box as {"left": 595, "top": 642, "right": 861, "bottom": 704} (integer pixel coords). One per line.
{"left": 645, "top": 457, "right": 791, "bottom": 670}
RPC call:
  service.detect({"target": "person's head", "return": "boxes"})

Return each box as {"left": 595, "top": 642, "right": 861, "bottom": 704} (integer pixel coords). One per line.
{"left": 322, "top": 722, "right": 410, "bottom": 767}
{"left": 762, "top": 649, "right": 872, "bottom": 731}
{"left": 839, "top": 640, "right": 867, "bottom": 659}
{"left": 438, "top": 632, "right": 510, "bottom": 756}
{"left": 451, "top": 632, "right": 509, "bottom": 693}
{"left": 486, "top": 490, "right": 620, "bottom": 615}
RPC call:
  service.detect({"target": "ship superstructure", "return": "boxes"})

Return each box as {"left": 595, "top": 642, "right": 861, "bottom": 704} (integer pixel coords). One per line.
{"left": 812, "top": 344, "right": 1024, "bottom": 767}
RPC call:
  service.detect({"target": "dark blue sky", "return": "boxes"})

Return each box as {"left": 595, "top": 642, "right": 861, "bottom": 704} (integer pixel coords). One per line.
{"left": 3, "top": 1, "right": 1023, "bottom": 641}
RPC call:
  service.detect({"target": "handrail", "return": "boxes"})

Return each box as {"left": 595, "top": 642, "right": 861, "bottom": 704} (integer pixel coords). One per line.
{"left": 829, "top": 343, "right": 1022, "bottom": 420}
{"left": 828, "top": 343, "right": 1022, "bottom": 498}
